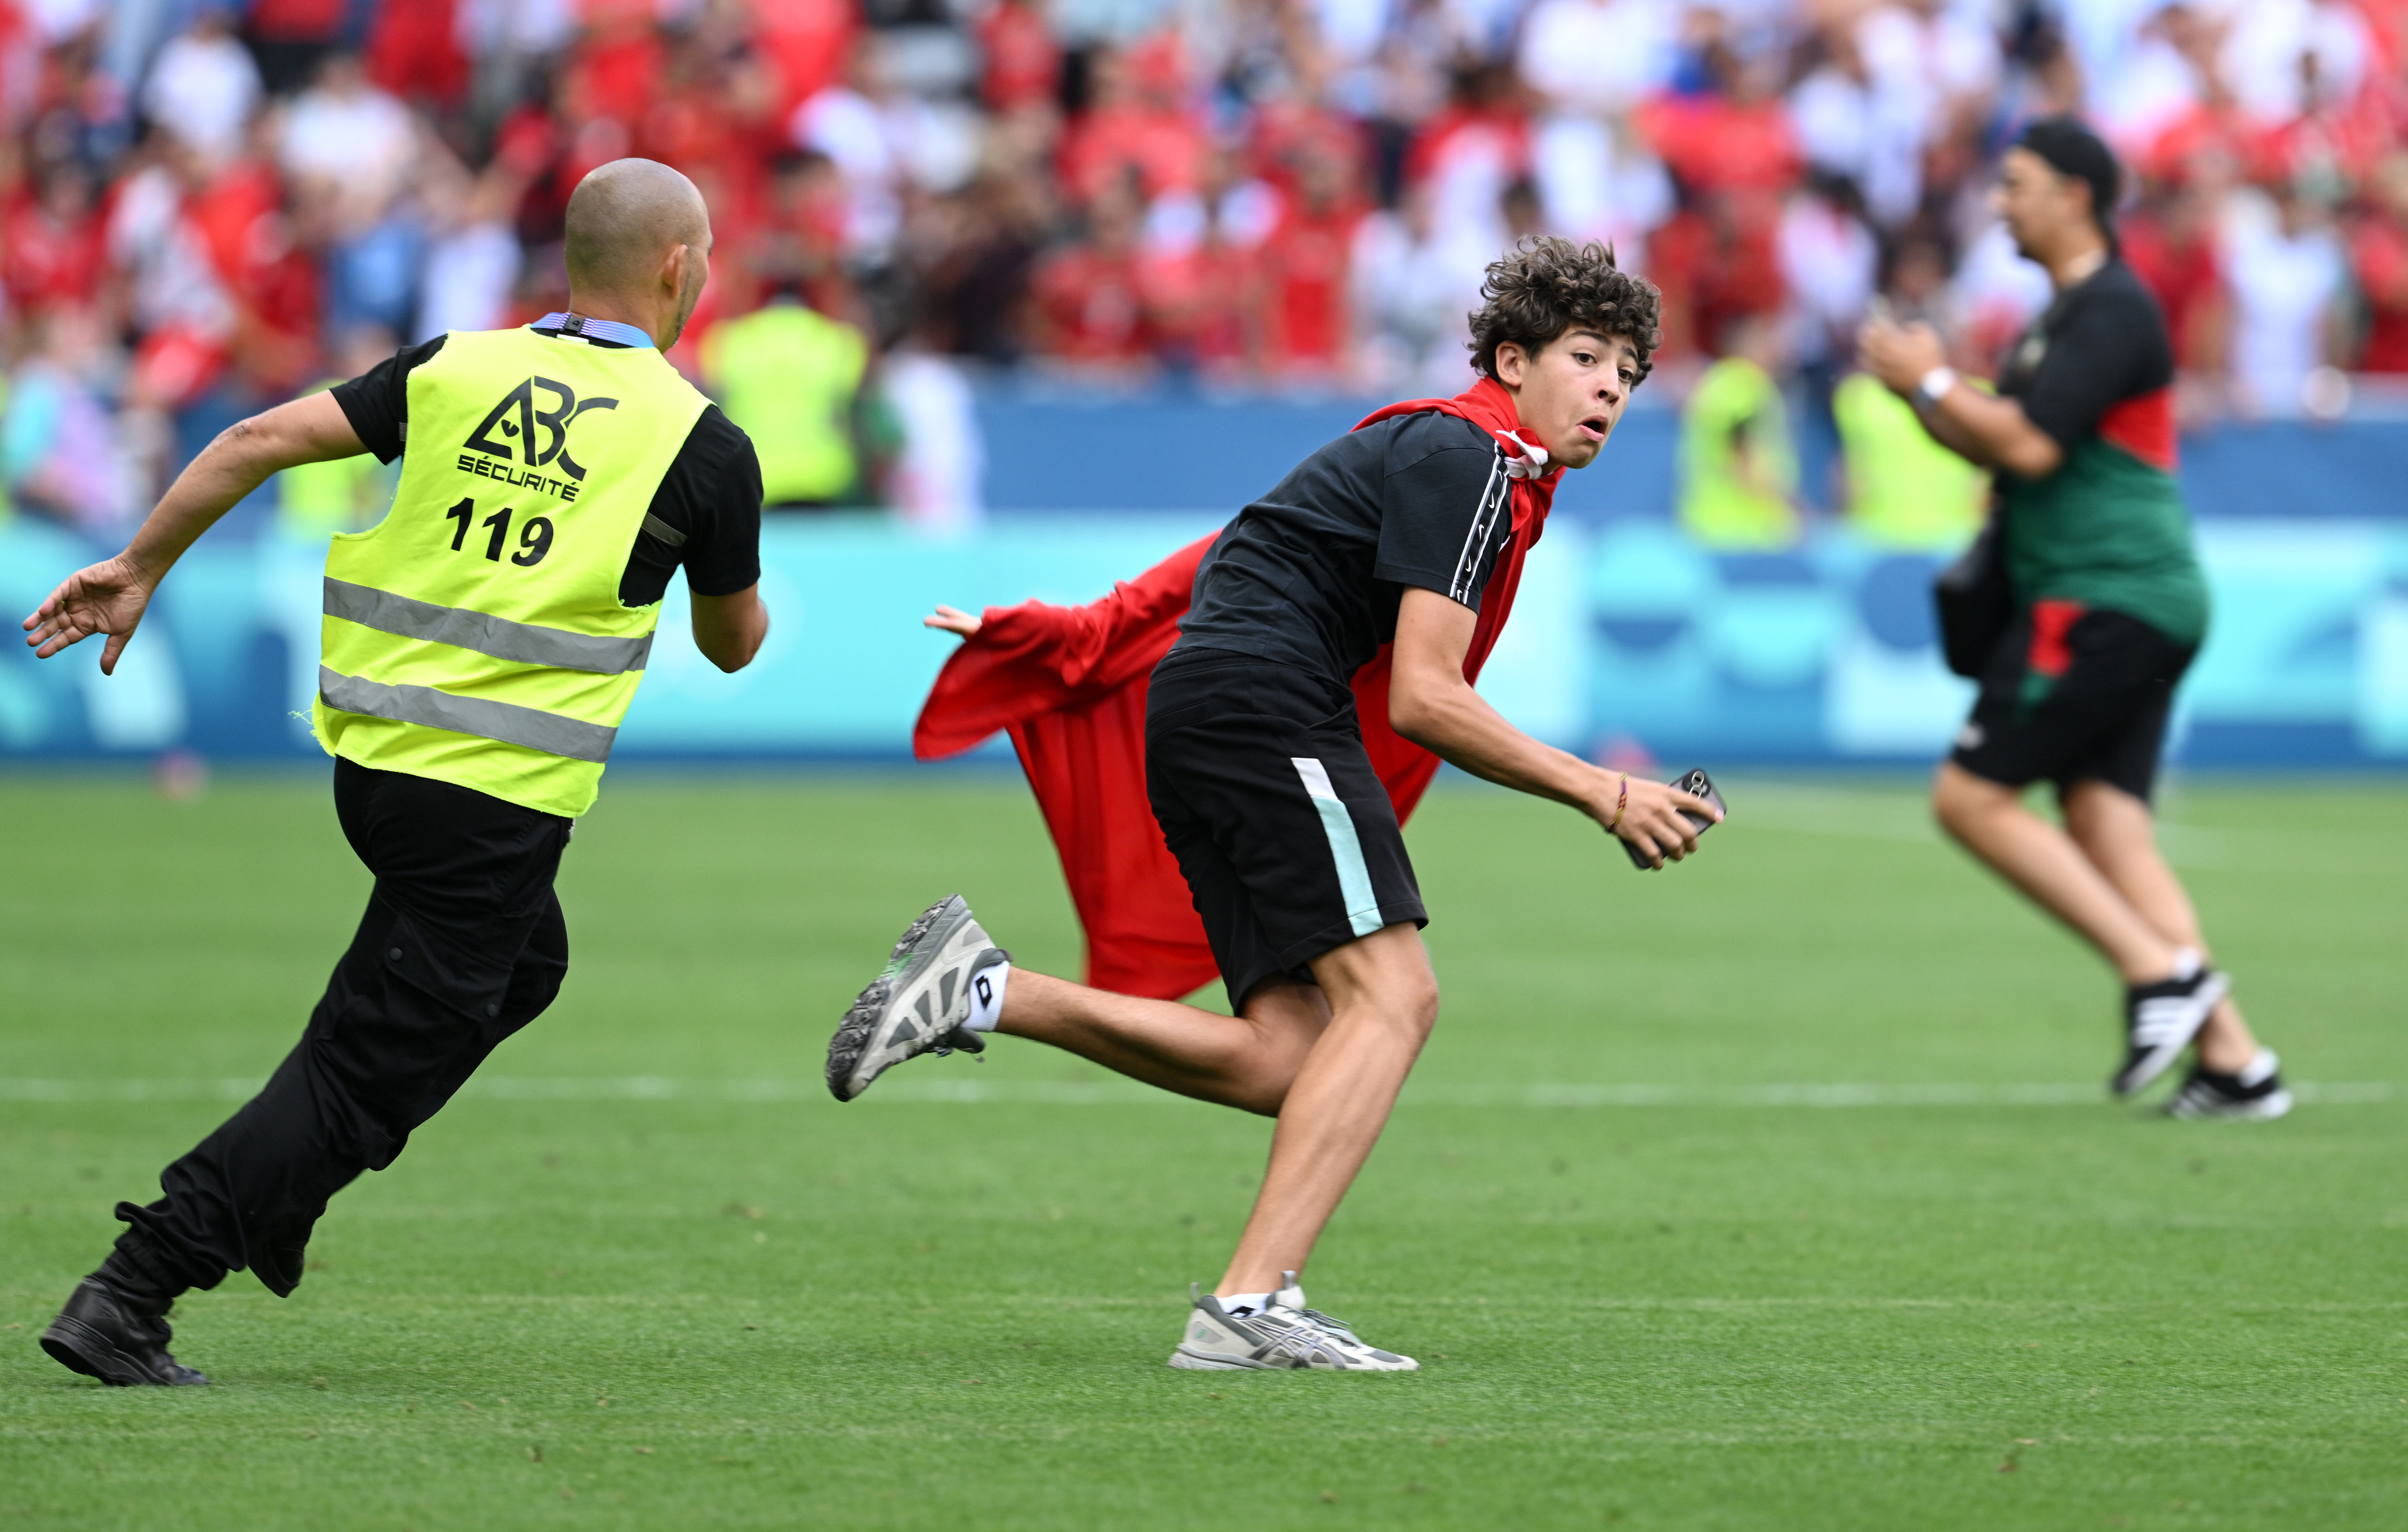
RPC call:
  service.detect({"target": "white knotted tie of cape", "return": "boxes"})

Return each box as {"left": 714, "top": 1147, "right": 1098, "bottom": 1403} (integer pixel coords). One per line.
{"left": 1491, "top": 432, "right": 1551, "bottom": 479}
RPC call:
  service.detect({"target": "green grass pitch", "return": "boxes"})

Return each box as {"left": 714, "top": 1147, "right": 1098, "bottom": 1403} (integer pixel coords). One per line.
{"left": 3, "top": 768, "right": 2405, "bottom": 1530}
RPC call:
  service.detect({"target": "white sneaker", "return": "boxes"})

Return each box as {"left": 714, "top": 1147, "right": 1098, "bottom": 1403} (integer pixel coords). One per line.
{"left": 1166, "top": 1275, "right": 1417, "bottom": 1371}
{"left": 826, "top": 896, "right": 1008, "bottom": 1102}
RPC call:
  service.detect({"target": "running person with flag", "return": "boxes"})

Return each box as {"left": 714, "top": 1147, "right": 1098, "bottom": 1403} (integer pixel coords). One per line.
{"left": 826, "top": 239, "right": 1715, "bottom": 1371}
{"left": 21, "top": 159, "right": 768, "bottom": 1386}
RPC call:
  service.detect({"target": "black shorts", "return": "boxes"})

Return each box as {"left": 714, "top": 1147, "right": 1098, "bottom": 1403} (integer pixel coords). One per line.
{"left": 1950, "top": 600, "right": 2196, "bottom": 802}
{"left": 1145, "top": 648, "right": 1428, "bottom": 1010}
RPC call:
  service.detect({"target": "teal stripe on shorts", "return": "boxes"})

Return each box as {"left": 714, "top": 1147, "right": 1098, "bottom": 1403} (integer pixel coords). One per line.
{"left": 1290, "top": 756, "right": 1384, "bottom": 939}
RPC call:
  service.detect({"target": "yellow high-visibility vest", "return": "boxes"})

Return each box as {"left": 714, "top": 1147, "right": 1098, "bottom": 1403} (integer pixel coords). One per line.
{"left": 700, "top": 301, "right": 866, "bottom": 505}
{"left": 311, "top": 325, "right": 709, "bottom": 818}
{"left": 1832, "top": 372, "right": 1988, "bottom": 552}
{"left": 1678, "top": 356, "right": 1800, "bottom": 551}
{"left": 277, "top": 379, "right": 398, "bottom": 535}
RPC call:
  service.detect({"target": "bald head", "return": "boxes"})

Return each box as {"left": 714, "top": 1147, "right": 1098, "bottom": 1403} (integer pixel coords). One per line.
{"left": 564, "top": 159, "right": 709, "bottom": 296}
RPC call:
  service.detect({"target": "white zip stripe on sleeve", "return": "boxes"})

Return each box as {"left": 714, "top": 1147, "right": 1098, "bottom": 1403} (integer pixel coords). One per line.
{"left": 1291, "top": 757, "right": 1386, "bottom": 939}
{"left": 1448, "top": 448, "right": 1511, "bottom": 604}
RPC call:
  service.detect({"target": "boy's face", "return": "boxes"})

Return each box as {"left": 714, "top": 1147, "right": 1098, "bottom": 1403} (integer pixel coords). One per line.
{"left": 1494, "top": 329, "right": 1640, "bottom": 470}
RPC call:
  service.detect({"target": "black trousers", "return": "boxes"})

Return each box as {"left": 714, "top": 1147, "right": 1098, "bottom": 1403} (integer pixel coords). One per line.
{"left": 107, "top": 759, "right": 571, "bottom": 1301}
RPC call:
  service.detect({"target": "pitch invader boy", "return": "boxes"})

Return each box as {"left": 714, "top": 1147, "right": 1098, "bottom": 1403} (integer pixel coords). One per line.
{"left": 20, "top": 159, "right": 768, "bottom": 1385}
{"left": 826, "top": 239, "right": 1719, "bottom": 1371}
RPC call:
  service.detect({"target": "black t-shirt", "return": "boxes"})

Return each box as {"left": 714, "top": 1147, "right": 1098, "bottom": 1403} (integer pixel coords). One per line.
{"left": 1996, "top": 259, "right": 2173, "bottom": 449}
{"left": 329, "top": 328, "right": 764, "bottom": 605}
{"left": 1172, "top": 411, "right": 1515, "bottom": 687}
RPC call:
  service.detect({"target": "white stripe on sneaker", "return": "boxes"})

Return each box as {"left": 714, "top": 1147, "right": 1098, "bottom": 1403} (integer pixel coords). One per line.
{"left": 1291, "top": 756, "right": 1385, "bottom": 938}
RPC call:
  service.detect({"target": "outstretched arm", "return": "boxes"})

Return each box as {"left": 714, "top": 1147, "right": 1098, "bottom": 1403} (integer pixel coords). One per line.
{"left": 21, "top": 392, "right": 365, "bottom": 674}
{"left": 1388, "top": 587, "right": 1716, "bottom": 867}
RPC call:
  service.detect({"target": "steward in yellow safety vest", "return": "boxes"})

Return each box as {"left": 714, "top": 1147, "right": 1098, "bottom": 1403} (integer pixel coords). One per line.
{"left": 20, "top": 159, "right": 769, "bottom": 1386}
{"left": 701, "top": 293, "right": 869, "bottom": 508}
{"left": 1677, "top": 327, "right": 1801, "bottom": 551}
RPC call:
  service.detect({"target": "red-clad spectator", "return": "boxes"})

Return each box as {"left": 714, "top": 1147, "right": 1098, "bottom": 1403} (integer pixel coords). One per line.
{"left": 183, "top": 156, "right": 320, "bottom": 393}
{"left": 3, "top": 160, "right": 105, "bottom": 318}
{"left": 568, "top": 0, "right": 666, "bottom": 118}
{"left": 978, "top": 0, "right": 1059, "bottom": 115}
{"left": 2254, "top": 54, "right": 2405, "bottom": 194}
{"left": 1401, "top": 63, "right": 1530, "bottom": 235}
{"left": 0, "top": 0, "right": 25, "bottom": 134}
{"left": 1633, "top": 50, "right": 1800, "bottom": 198}
{"left": 1058, "top": 32, "right": 1208, "bottom": 207}
{"left": 2122, "top": 178, "right": 2227, "bottom": 373}
{"left": 1629, "top": 40, "right": 1796, "bottom": 362}
{"left": 754, "top": 0, "right": 855, "bottom": 117}
{"left": 1029, "top": 182, "right": 1151, "bottom": 366}
{"left": 641, "top": 23, "right": 778, "bottom": 206}
{"left": 366, "top": 0, "right": 469, "bottom": 109}
{"left": 1249, "top": 95, "right": 1367, "bottom": 198}
{"left": 1138, "top": 192, "right": 1249, "bottom": 373}
{"left": 1648, "top": 191, "right": 1786, "bottom": 361}
{"left": 1254, "top": 148, "right": 1362, "bottom": 376}
{"left": 2354, "top": 152, "right": 2408, "bottom": 371}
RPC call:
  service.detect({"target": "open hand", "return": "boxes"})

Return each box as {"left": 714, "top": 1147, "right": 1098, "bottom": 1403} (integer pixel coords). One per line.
{"left": 1603, "top": 774, "right": 1723, "bottom": 869}
{"left": 924, "top": 604, "right": 981, "bottom": 638}
{"left": 22, "top": 554, "right": 156, "bottom": 674}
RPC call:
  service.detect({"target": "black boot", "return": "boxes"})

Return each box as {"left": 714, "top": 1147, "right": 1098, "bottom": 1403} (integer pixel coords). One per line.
{"left": 40, "top": 1278, "right": 209, "bottom": 1386}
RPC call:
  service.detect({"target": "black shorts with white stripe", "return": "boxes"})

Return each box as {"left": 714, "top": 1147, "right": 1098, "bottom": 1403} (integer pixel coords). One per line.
{"left": 1145, "top": 647, "right": 1428, "bottom": 1011}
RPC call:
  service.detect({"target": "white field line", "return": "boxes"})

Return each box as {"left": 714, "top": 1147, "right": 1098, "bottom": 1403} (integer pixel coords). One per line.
{"left": 1721, "top": 779, "right": 2246, "bottom": 867}
{"left": 0, "top": 1077, "right": 2389, "bottom": 1106}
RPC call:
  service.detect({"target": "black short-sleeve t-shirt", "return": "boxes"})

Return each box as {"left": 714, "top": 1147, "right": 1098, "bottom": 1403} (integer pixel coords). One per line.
{"left": 1172, "top": 410, "right": 1515, "bottom": 687}
{"left": 329, "top": 327, "right": 764, "bottom": 606}
{"left": 1996, "top": 259, "right": 2173, "bottom": 449}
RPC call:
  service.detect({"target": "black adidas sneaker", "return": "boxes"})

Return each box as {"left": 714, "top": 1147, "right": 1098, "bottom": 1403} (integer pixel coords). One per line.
{"left": 2166, "top": 1049, "right": 2294, "bottom": 1120}
{"left": 2113, "top": 957, "right": 2229, "bottom": 1098}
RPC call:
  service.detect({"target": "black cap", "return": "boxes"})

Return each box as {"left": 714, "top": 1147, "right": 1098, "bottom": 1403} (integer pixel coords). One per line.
{"left": 2014, "top": 115, "right": 2122, "bottom": 248}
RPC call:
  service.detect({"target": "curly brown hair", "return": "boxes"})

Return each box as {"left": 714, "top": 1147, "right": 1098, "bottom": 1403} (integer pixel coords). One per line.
{"left": 1468, "top": 236, "right": 1662, "bottom": 384}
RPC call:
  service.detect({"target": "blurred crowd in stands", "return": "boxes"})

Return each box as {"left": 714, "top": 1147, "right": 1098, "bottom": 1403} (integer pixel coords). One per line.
{"left": 4, "top": 0, "right": 2408, "bottom": 545}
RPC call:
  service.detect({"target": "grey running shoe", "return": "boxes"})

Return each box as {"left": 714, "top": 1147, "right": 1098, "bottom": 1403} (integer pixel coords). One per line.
{"left": 827, "top": 896, "right": 1008, "bottom": 1102}
{"left": 1167, "top": 1277, "right": 1417, "bottom": 1371}
{"left": 2167, "top": 1049, "right": 2294, "bottom": 1120}
{"left": 1269, "top": 1271, "right": 1361, "bottom": 1343}
{"left": 2113, "top": 957, "right": 2229, "bottom": 1098}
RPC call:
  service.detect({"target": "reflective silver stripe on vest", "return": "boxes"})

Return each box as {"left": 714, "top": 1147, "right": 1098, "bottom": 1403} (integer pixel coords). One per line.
{"left": 318, "top": 667, "right": 618, "bottom": 763}
{"left": 323, "top": 578, "right": 652, "bottom": 674}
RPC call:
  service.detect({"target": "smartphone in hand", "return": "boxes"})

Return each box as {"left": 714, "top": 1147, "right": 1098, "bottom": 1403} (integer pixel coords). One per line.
{"left": 1622, "top": 769, "right": 1727, "bottom": 869}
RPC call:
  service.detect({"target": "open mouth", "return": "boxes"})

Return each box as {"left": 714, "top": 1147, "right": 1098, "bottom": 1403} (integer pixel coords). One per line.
{"left": 1578, "top": 416, "right": 1609, "bottom": 441}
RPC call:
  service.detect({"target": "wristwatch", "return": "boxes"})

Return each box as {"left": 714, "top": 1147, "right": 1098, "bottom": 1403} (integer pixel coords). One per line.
{"left": 1916, "top": 366, "right": 1958, "bottom": 406}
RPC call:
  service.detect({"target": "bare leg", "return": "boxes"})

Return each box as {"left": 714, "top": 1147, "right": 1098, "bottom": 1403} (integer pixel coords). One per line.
{"left": 996, "top": 923, "right": 1438, "bottom": 1296}
{"left": 1213, "top": 922, "right": 1436, "bottom": 1296}
{"left": 1933, "top": 763, "right": 2183, "bottom": 984}
{"left": 2060, "top": 781, "right": 2261, "bottom": 1072}
{"left": 998, "top": 969, "right": 1331, "bottom": 1115}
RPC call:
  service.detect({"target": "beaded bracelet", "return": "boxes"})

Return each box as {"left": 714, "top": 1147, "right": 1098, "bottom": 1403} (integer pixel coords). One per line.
{"left": 1608, "top": 772, "right": 1629, "bottom": 832}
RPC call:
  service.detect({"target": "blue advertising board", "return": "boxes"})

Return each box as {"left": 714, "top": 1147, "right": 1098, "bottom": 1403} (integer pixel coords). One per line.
{"left": 5, "top": 508, "right": 2406, "bottom": 769}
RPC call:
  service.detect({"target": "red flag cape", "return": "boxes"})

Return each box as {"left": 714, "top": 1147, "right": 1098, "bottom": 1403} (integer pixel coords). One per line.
{"left": 913, "top": 377, "right": 1561, "bottom": 998}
